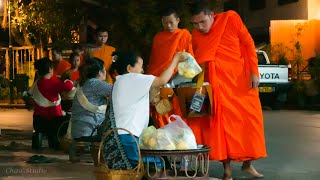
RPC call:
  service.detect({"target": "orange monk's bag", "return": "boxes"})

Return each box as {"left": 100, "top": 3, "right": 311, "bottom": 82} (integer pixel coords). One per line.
{"left": 176, "top": 64, "right": 213, "bottom": 118}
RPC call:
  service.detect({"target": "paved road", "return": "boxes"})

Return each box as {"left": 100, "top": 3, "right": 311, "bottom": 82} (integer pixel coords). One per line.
{"left": 0, "top": 109, "right": 33, "bottom": 131}
{"left": 0, "top": 109, "right": 320, "bottom": 179}
{"left": 209, "top": 110, "right": 320, "bottom": 179}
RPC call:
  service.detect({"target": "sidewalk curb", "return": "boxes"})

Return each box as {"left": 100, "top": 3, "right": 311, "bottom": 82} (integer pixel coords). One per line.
{"left": 0, "top": 103, "right": 26, "bottom": 109}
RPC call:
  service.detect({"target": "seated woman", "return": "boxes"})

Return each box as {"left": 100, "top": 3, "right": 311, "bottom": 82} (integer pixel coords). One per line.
{"left": 29, "top": 57, "right": 74, "bottom": 150}
{"left": 101, "top": 50, "right": 188, "bottom": 169}
{"left": 70, "top": 58, "right": 112, "bottom": 160}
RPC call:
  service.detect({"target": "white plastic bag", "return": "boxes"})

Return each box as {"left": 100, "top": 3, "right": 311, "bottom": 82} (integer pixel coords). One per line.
{"left": 153, "top": 129, "right": 176, "bottom": 150}
{"left": 178, "top": 55, "right": 202, "bottom": 79}
{"left": 140, "top": 126, "right": 157, "bottom": 149}
{"left": 140, "top": 127, "right": 176, "bottom": 150}
{"left": 140, "top": 115, "right": 197, "bottom": 150}
{"left": 163, "top": 115, "right": 197, "bottom": 150}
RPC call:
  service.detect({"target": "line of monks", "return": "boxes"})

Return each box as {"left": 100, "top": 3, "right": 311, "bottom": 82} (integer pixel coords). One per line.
{"left": 52, "top": 4, "right": 267, "bottom": 179}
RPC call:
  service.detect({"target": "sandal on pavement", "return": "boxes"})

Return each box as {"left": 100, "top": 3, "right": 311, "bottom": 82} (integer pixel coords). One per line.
{"left": 27, "top": 155, "right": 53, "bottom": 164}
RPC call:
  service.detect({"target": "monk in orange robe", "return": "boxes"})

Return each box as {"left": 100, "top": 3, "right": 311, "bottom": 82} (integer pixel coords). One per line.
{"left": 52, "top": 48, "right": 71, "bottom": 78}
{"left": 88, "top": 27, "right": 116, "bottom": 83}
{"left": 190, "top": 3, "right": 266, "bottom": 180}
{"left": 147, "top": 7, "right": 194, "bottom": 128}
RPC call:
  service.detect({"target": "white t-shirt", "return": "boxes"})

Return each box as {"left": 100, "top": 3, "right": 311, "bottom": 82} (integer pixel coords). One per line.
{"left": 112, "top": 73, "right": 155, "bottom": 137}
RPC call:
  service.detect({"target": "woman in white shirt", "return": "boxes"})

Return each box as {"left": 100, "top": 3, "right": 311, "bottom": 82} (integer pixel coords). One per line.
{"left": 102, "top": 50, "right": 188, "bottom": 168}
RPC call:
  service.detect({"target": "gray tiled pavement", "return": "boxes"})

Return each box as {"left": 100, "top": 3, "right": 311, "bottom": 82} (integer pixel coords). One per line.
{"left": 1, "top": 110, "right": 320, "bottom": 179}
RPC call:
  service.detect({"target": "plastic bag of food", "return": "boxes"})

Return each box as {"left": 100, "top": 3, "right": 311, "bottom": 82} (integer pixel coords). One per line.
{"left": 140, "top": 126, "right": 157, "bottom": 149}
{"left": 162, "top": 115, "right": 197, "bottom": 150}
{"left": 153, "top": 129, "right": 176, "bottom": 150}
{"left": 178, "top": 55, "right": 202, "bottom": 79}
{"left": 140, "top": 126, "right": 176, "bottom": 150}
{"left": 140, "top": 115, "right": 197, "bottom": 150}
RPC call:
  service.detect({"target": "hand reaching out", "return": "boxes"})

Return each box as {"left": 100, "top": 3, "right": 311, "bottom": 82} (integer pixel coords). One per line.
{"left": 174, "top": 52, "right": 190, "bottom": 62}
{"left": 250, "top": 74, "right": 260, "bottom": 89}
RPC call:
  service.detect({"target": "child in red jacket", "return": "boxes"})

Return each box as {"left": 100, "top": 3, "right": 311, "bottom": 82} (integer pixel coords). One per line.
{"left": 30, "top": 57, "right": 73, "bottom": 150}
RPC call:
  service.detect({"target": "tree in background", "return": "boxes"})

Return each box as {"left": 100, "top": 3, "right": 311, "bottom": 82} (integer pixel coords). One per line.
{"left": 85, "top": 0, "right": 193, "bottom": 62}
{"left": 86, "top": 0, "right": 220, "bottom": 63}
{"left": 3, "top": 0, "right": 219, "bottom": 60}
{"left": 3, "top": 0, "right": 84, "bottom": 48}
{"left": 271, "top": 43, "right": 289, "bottom": 65}
{"left": 290, "top": 22, "right": 307, "bottom": 80}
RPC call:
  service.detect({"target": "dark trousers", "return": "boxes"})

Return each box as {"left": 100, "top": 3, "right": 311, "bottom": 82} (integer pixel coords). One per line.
{"left": 32, "top": 115, "right": 69, "bottom": 150}
{"left": 61, "top": 99, "right": 73, "bottom": 112}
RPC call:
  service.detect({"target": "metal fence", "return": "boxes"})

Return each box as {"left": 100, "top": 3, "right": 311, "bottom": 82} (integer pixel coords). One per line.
{"left": 0, "top": 46, "right": 50, "bottom": 87}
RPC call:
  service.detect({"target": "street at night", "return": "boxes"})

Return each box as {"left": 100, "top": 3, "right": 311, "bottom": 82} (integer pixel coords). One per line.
{"left": 0, "top": 0, "right": 320, "bottom": 179}
{"left": 0, "top": 109, "right": 320, "bottom": 179}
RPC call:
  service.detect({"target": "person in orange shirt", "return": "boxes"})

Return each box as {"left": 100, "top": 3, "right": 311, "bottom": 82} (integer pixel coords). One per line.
{"left": 59, "top": 52, "right": 81, "bottom": 116}
{"left": 72, "top": 44, "right": 85, "bottom": 65}
{"left": 147, "top": 7, "right": 194, "bottom": 128}
{"left": 52, "top": 48, "right": 71, "bottom": 79}
{"left": 88, "top": 27, "right": 116, "bottom": 83}
{"left": 62, "top": 52, "right": 81, "bottom": 82}
{"left": 189, "top": 2, "right": 267, "bottom": 180}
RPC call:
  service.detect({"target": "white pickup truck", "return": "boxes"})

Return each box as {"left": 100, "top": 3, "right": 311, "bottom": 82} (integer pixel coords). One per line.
{"left": 257, "top": 50, "right": 291, "bottom": 109}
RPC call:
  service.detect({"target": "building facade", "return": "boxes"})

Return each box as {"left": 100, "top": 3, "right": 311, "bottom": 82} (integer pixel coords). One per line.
{"left": 224, "top": 0, "right": 320, "bottom": 43}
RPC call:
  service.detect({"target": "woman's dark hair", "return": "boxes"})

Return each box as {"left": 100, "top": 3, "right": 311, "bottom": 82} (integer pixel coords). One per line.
{"left": 34, "top": 57, "right": 53, "bottom": 76}
{"left": 78, "top": 58, "right": 105, "bottom": 86}
{"left": 110, "top": 50, "right": 140, "bottom": 75}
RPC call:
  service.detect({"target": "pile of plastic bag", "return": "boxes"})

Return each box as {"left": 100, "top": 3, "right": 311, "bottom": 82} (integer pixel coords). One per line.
{"left": 140, "top": 115, "right": 197, "bottom": 150}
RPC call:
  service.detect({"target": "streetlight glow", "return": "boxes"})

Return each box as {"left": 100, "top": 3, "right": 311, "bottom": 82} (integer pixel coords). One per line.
{"left": 0, "top": 0, "right": 3, "bottom": 15}
{"left": 308, "top": 0, "right": 320, "bottom": 20}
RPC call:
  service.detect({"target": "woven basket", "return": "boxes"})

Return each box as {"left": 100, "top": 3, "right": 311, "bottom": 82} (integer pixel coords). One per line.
{"left": 94, "top": 128, "right": 145, "bottom": 180}
{"left": 150, "top": 87, "right": 161, "bottom": 106}
{"left": 57, "top": 121, "right": 86, "bottom": 153}
{"left": 91, "top": 142, "right": 103, "bottom": 166}
{"left": 155, "top": 98, "right": 173, "bottom": 116}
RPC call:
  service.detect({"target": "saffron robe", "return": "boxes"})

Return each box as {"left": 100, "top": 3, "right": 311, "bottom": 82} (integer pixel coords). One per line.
{"left": 191, "top": 10, "right": 267, "bottom": 161}
{"left": 147, "top": 29, "right": 194, "bottom": 128}
{"left": 62, "top": 69, "right": 80, "bottom": 82}
{"left": 91, "top": 45, "right": 116, "bottom": 83}
{"left": 54, "top": 59, "right": 71, "bottom": 78}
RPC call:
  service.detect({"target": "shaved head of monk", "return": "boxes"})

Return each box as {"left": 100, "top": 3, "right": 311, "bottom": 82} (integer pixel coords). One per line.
{"left": 190, "top": 1, "right": 214, "bottom": 33}
{"left": 95, "top": 26, "right": 109, "bottom": 46}
{"left": 160, "top": 7, "right": 180, "bottom": 33}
